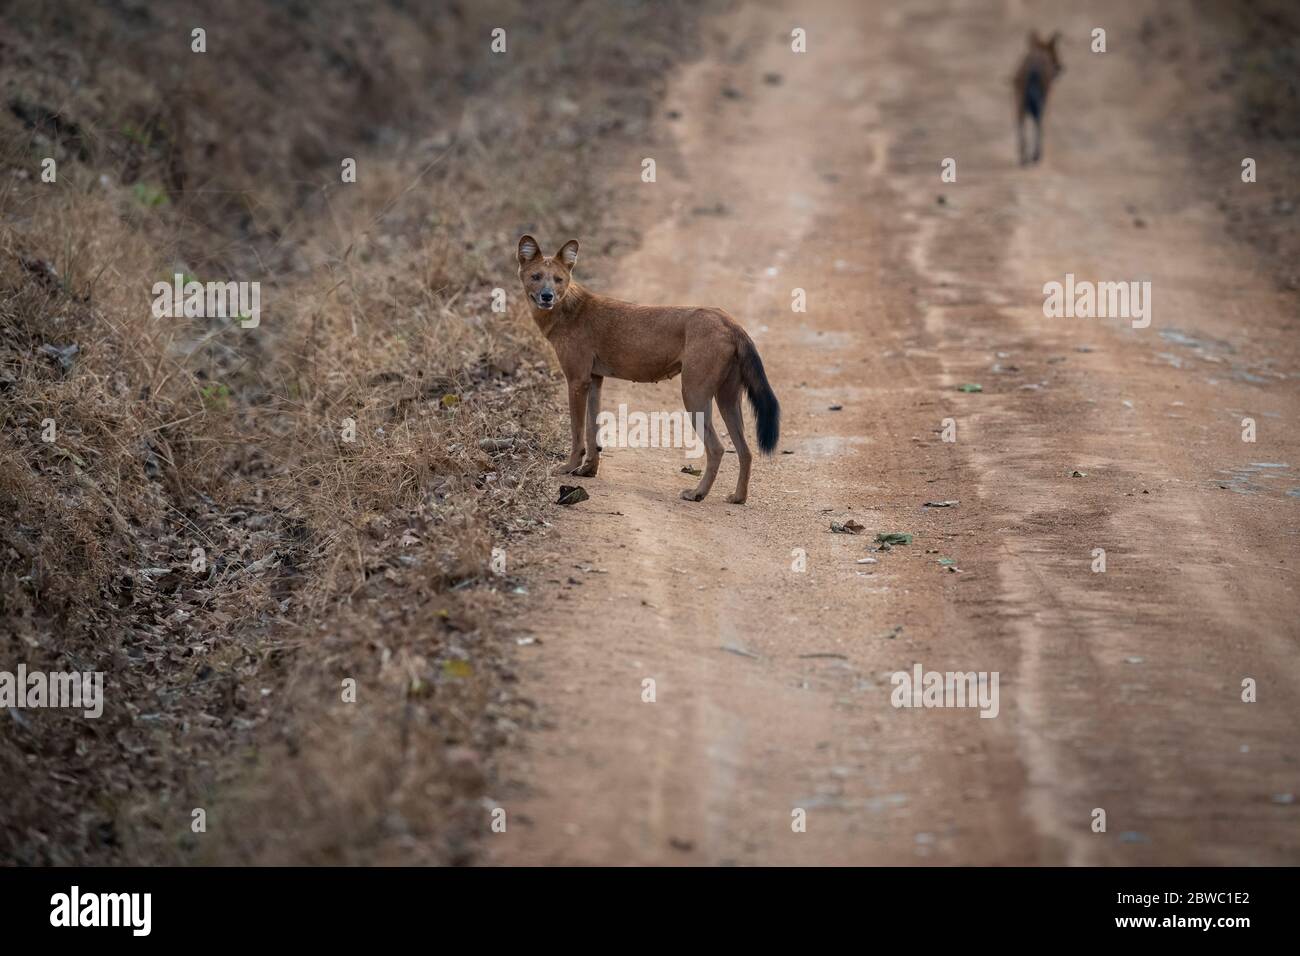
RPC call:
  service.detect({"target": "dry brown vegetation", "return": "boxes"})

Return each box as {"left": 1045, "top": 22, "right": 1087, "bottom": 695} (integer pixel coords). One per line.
{"left": 1188, "top": 0, "right": 1300, "bottom": 288}
{"left": 0, "top": 0, "right": 713, "bottom": 864}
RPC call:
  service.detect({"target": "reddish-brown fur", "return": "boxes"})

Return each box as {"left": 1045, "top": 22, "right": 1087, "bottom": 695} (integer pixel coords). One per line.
{"left": 1014, "top": 30, "right": 1064, "bottom": 164}
{"left": 517, "top": 236, "right": 780, "bottom": 503}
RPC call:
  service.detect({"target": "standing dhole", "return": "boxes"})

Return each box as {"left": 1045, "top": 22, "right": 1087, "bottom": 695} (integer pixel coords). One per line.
{"left": 1014, "top": 30, "right": 1064, "bottom": 165}
{"left": 517, "top": 235, "right": 779, "bottom": 504}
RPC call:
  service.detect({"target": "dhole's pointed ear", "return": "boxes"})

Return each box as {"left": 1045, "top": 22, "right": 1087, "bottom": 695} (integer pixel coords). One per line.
{"left": 556, "top": 239, "right": 579, "bottom": 269}
{"left": 1047, "top": 30, "right": 1062, "bottom": 50}
{"left": 518, "top": 235, "right": 541, "bottom": 265}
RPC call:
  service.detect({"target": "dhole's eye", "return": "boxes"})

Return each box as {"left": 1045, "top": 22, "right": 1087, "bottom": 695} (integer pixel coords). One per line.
{"left": 530, "top": 273, "right": 542, "bottom": 281}
{"left": 553, "top": 276, "right": 564, "bottom": 283}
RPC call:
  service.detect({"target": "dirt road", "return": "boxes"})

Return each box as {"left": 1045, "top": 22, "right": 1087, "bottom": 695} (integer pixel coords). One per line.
{"left": 489, "top": 0, "right": 1300, "bottom": 865}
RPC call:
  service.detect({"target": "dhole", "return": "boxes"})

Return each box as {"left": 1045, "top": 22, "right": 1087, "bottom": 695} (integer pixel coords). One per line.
{"left": 517, "top": 235, "right": 780, "bottom": 504}
{"left": 1014, "top": 30, "right": 1063, "bottom": 165}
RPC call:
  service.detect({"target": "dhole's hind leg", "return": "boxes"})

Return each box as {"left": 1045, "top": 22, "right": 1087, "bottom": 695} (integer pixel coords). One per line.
{"left": 717, "top": 383, "right": 751, "bottom": 504}
{"left": 680, "top": 384, "right": 723, "bottom": 502}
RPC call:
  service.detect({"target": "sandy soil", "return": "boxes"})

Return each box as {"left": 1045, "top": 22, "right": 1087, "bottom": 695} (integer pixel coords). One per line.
{"left": 488, "top": 0, "right": 1300, "bottom": 865}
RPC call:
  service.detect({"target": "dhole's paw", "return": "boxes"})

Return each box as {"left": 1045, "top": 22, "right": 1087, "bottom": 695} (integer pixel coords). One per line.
{"left": 551, "top": 462, "right": 582, "bottom": 476}
{"left": 725, "top": 493, "right": 747, "bottom": 504}
{"left": 680, "top": 489, "right": 705, "bottom": 502}
{"left": 573, "top": 461, "right": 599, "bottom": 477}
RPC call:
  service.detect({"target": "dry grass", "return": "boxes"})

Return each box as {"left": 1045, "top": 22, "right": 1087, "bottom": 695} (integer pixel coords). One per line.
{"left": 0, "top": 0, "right": 715, "bottom": 864}
{"left": 1187, "top": 0, "right": 1300, "bottom": 289}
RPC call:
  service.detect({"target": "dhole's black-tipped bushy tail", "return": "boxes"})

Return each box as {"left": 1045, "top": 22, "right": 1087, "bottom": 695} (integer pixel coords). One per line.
{"left": 1023, "top": 68, "right": 1045, "bottom": 120}
{"left": 738, "top": 336, "right": 780, "bottom": 454}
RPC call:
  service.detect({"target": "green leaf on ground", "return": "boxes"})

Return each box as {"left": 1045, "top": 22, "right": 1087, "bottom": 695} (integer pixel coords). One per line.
{"left": 875, "top": 532, "right": 913, "bottom": 545}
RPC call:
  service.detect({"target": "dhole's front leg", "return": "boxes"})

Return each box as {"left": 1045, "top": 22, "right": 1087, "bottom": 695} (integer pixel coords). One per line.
{"left": 574, "top": 374, "right": 603, "bottom": 477}
{"left": 552, "top": 377, "right": 590, "bottom": 475}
